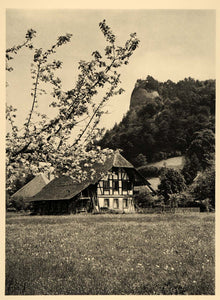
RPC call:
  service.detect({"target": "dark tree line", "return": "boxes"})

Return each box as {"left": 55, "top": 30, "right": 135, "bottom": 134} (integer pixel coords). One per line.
{"left": 98, "top": 75, "right": 215, "bottom": 172}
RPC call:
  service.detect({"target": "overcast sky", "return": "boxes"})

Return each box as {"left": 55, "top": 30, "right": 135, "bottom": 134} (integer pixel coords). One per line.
{"left": 6, "top": 9, "right": 215, "bottom": 131}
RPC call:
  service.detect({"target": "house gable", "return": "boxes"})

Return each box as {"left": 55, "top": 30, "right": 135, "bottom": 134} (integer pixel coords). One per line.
{"left": 97, "top": 167, "right": 133, "bottom": 196}
{"left": 97, "top": 167, "right": 135, "bottom": 213}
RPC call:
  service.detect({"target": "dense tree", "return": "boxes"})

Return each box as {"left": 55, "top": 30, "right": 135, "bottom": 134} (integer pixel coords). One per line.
{"left": 133, "top": 190, "right": 154, "bottom": 208}
{"left": 158, "top": 168, "right": 186, "bottom": 202}
{"left": 185, "top": 129, "right": 215, "bottom": 169}
{"left": 138, "top": 166, "right": 161, "bottom": 179}
{"left": 98, "top": 76, "right": 215, "bottom": 167}
{"left": 133, "top": 153, "right": 147, "bottom": 167}
{"left": 6, "top": 21, "right": 140, "bottom": 193}
{"left": 190, "top": 164, "right": 215, "bottom": 210}
{"left": 181, "top": 154, "right": 200, "bottom": 185}
{"left": 182, "top": 129, "right": 215, "bottom": 184}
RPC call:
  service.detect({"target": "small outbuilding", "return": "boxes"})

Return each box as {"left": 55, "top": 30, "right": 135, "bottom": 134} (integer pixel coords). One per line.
{"left": 11, "top": 173, "right": 51, "bottom": 200}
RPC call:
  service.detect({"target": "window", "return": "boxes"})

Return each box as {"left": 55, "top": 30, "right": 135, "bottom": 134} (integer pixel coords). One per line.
{"left": 113, "top": 198, "right": 119, "bottom": 209}
{"left": 122, "top": 180, "right": 132, "bottom": 191}
{"left": 123, "top": 198, "right": 128, "bottom": 208}
{"left": 103, "top": 180, "right": 110, "bottom": 191}
{"left": 104, "top": 198, "right": 109, "bottom": 207}
{"left": 113, "top": 180, "right": 119, "bottom": 191}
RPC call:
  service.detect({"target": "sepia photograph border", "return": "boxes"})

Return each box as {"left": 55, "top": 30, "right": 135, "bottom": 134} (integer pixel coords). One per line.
{"left": 1, "top": 0, "right": 219, "bottom": 299}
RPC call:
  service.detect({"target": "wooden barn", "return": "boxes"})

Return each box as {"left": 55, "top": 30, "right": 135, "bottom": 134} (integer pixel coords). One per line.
{"left": 27, "top": 151, "right": 155, "bottom": 214}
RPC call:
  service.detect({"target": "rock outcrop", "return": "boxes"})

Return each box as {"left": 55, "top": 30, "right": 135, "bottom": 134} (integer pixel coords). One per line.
{"left": 130, "top": 87, "right": 159, "bottom": 109}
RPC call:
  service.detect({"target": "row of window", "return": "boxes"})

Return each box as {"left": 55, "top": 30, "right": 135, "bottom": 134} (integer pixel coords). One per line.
{"left": 104, "top": 198, "right": 128, "bottom": 209}
{"left": 103, "top": 180, "right": 132, "bottom": 191}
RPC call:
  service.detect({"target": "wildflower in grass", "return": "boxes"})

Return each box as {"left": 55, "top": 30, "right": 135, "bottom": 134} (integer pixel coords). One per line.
{"left": 6, "top": 213, "right": 215, "bottom": 295}
{"left": 137, "top": 263, "right": 144, "bottom": 270}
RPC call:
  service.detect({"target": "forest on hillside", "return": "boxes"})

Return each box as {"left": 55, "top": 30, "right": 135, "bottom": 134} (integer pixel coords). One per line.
{"left": 98, "top": 75, "right": 215, "bottom": 167}
{"left": 98, "top": 76, "right": 215, "bottom": 211}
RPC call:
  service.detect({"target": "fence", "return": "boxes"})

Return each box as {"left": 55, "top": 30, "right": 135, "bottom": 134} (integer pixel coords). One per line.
{"left": 173, "top": 207, "right": 200, "bottom": 213}
{"left": 138, "top": 206, "right": 200, "bottom": 214}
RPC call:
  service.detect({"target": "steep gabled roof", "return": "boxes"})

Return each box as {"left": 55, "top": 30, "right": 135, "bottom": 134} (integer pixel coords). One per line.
{"left": 27, "top": 151, "right": 154, "bottom": 202}
{"left": 11, "top": 174, "right": 50, "bottom": 199}
{"left": 113, "top": 150, "right": 134, "bottom": 168}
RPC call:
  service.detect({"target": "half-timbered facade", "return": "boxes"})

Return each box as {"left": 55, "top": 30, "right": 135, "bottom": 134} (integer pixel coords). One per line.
{"left": 97, "top": 167, "right": 135, "bottom": 212}
{"left": 27, "top": 150, "right": 155, "bottom": 214}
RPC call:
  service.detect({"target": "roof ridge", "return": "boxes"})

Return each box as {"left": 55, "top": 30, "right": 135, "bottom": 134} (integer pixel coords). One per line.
{"left": 41, "top": 173, "right": 50, "bottom": 184}
{"left": 113, "top": 151, "right": 117, "bottom": 165}
{"left": 113, "top": 150, "right": 134, "bottom": 168}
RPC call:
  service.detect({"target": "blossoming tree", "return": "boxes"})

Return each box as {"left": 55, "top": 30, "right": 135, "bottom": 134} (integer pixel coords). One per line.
{"left": 6, "top": 20, "right": 140, "bottom": 193}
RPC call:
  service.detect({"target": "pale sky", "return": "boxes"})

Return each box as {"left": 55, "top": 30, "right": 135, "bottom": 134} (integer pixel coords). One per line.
{"left": 6, "top": 9, "right": 215, "bottom": 131}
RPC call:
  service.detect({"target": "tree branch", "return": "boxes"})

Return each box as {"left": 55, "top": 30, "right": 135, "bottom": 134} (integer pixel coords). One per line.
{"left": 25, "top": 62, "right": 41, "bottom": 136}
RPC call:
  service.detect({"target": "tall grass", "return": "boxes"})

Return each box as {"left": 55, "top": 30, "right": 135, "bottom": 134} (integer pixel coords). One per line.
{"left": 6, "top": 213, "right": 215, "bottom": 295}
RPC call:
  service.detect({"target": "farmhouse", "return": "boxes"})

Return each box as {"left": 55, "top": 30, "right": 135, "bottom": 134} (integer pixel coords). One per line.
{"left": 27, "top": 150, "right": 155, "bottom": 214}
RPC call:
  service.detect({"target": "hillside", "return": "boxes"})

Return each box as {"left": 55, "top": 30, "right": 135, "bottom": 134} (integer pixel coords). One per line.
{"left": 138, "top": 156, "right": 184, "bottom": 171}
{"left": 137, "top": 156, "right": 184, "bottom": 190}
{"left": 98, "top": 76, "right": 215, "bottom": 168}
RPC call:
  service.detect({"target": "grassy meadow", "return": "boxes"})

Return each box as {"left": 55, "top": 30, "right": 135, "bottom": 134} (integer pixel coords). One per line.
{"left": 5, "top": 212, "right": 215, "bottom": 295}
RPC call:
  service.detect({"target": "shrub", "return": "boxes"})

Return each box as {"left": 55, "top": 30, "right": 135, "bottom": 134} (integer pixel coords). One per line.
{"left": 99, "top": 207, "right": 120, "bottom": 214}
{"left": 139, "top": 166, "right": 161, "bottom": 178}
{"left": 169, "top": 191, "right": 192, "bottom": 207}
{"left": 134, "top": 153, "right": 147, "bottom": 167}
{"left": 10, "top": 196, "right": 30, "bottom": 211}
{"left": 134, "top": 190, "right": 155, "bottom": 208}
{"left": 190, "top": 165, "right": 215, "bottom": 211}
{"left": 158, "top": 168, "right": 186, "bottom": 202}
